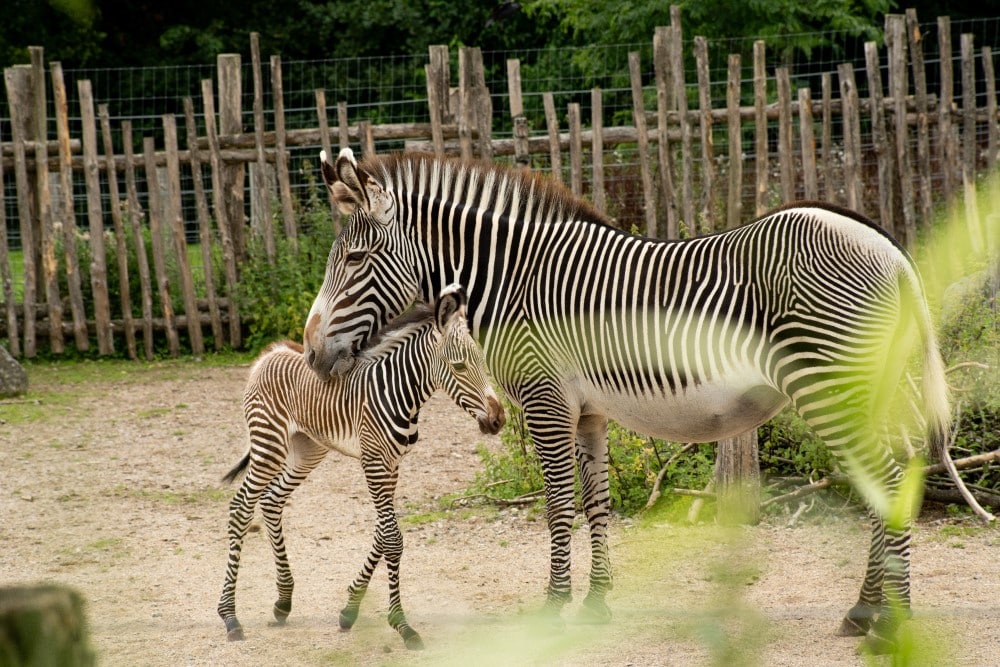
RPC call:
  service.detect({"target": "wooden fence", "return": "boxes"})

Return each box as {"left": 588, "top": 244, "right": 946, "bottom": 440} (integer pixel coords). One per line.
{"left": 1, "top": 8, "right": 997, "bottom": 359}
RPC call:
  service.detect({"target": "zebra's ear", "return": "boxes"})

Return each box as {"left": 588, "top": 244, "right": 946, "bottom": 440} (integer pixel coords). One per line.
{"left": 435, "top": 284, "right": 468, "bottom": 329}
{"left": 319, "top": 148, "right": 369, "bottom": 216}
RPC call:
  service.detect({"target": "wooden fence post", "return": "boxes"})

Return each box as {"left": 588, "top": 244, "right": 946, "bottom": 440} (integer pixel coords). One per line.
{"left": 50, "top": 61, "right": 88, "bottom": 351}
{"left": 458, "top": 47, "right": 474, "bottom": 161}
{"left": 887, "top": 15, "right": 916, "bottom": 245}
{"left": 425, "top": 64, "right": 446, "bottom": 159}
{"left": 314, "top": 89, "right": 339, "bottom": 223}
{"left": 628, "top": 51, "right": 657, "bottom": 238}
{"left": 0, "top": 117, "right": 18, "bottom": 357}
{"left": 270, "top": 54, "right": 297, "bottom": 245}
{"left": 671, "top": 7, "right": 694, "bottom": 233}
{"left": 427, "top": 45, "right": 452, "bottom": 125}
{"left": 865, "top": 41, "right": 894, "bottom": 232}
{"left": 201, "top": 78, "right": 241, "bottom": 348}
{"left": 542, "top": 92, "right": 562, "bottom": 182}
{"left": 961, "top": 33, "right": 985, "bottom": 255}
{"left": 31, "top": 47, "right": 63, "bottom": 354}
{"left": 78, "top": 79, "right": 114, "bottom": 354}
{"left": 122, "top": 121, "right": 155, "bottom": 360}
{"left": 217, "top": 53, "right": 246, "bottom": 263}
{"left": 725, "top": 53, "right": 743, "bottom": 231}
{"left": 183, "top": 97, "right": 224, "bottom": 350}
{"left": 694, "top": 36, "right": 715, "bottom": 232}
{"left": 906, "top": 9, "right": 934, "bottom": 229}
{"left": 4, "top": 65, "right": 37, "bottom": 357}
{"left": 142, "top": 136, "right": 180, "bottom": 357}
{"left": 99, "top": 104, "right": 137, "bottom": 360}
{"left": 798, "top": 87, "right": 818, "bottom": 200}
{"left": 654, "top": 26, "right": 678, "bottom": 239}
{"left": 837, "top": 63, "right": 863, "bottom": 215}
{"left": 163, "top": 114, "right": 204, "bottom": 355}
{"left": 250, "top": 33, "right": 275, "bottom": 263}
{"left": 938, "top": 16, "right": 957, "bottom": 207}
{"left": 753, "top": 40, "right": 768, "bottom": 215}
{"left": 507, "top": 59, "right": 530, "bottom": 168}
{"left": 567, "top": 103, "right": 583, "bottom": 197}
{"left": 590, "top": 87, "right": 606, "bottom": 214}
{"left": 821, "top": 73, "right": 835, "bottom": 203}
{"left": 776, "top": 67, "right": 794, "bottom": 203}
{"left": 337, "top": 101, "right": 350, "bottom": 151}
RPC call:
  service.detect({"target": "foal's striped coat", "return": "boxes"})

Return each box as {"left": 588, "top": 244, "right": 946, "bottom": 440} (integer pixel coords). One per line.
{"left": 217, "top": 285, "right": 504, "bottom": 649}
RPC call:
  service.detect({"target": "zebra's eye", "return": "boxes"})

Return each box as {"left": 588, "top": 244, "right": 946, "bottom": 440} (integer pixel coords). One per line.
{"left": 345, "top": 250, "right": 366, "bottom": 265}
{"left": 452, "top": 361, "right": 467, "bottom": 372}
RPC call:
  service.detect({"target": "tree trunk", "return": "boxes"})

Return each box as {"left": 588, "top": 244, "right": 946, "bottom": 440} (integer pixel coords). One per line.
{"left": 715, "top": 429, "right": 762, "bottom": 525}
{"left": 0, "top": 584, "right": 94, "bottom": 666}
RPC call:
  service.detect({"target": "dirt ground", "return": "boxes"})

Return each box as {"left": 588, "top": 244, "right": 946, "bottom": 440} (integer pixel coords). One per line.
{"left": 2, "top": 358, "right": 999, "bottom": 666}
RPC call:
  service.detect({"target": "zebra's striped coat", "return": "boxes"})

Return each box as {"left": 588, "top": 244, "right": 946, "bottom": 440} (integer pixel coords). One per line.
{"left": 304, "top": 149, "right": 951, "bottom": 650}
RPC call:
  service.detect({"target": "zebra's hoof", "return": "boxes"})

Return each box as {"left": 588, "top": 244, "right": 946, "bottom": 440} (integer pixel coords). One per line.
{"left": 339, "top": 607, "right": 359, "bottom": 631}
{"left": 578, "top": 596, "right": 612, "bottom": 625}
{"left": 836, "top": 605, "right": 875, "bottom": 636}
{"left": 401, "top": 628, "right": 425, "bottom": 650}
{"left": 272, "top": 599, "right": 292, "bottom": 624}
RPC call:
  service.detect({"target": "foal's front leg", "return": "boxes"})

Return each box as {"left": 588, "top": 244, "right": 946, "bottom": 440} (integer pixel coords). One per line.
{"left": 341, "top": 452, "right": 423, "bottom": 649}
{"left": 259, "top": 434, "right": 327, "bottom": 626}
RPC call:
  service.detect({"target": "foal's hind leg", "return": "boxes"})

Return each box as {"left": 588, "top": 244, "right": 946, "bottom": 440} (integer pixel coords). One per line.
{"left": 259, "top": 433, "right": 327, "bottom": 626}
{"left": 218, "top": 455, "right": 282, "bottom": 641}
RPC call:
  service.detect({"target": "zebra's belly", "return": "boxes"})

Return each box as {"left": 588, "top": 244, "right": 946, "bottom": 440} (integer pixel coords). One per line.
{"left": 582, "top": 380, "right": 788, "bottom": 443}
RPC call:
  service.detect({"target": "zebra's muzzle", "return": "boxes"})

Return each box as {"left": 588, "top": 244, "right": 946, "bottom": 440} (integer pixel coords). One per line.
{"left": 478, "top": 397, "right": 505, "bottom": 435}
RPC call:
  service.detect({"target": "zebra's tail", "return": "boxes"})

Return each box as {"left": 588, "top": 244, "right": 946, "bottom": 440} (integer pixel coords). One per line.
{"left": 222, "top": 451, "right": 251, "bottom": 484}
{"left": 908, "top": 268, "right": 995, "bottom": 522}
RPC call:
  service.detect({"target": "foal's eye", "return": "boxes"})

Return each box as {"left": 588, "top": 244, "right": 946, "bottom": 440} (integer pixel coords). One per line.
{"left": 452, "top": 361, "right": 467, "bottom": 372}
{"left": 345, "top": 250, "right": 366, "bottom": 265}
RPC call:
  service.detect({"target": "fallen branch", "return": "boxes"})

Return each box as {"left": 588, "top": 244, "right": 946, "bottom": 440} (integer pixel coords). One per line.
{"left": 923, "top": 448, "right": 1000, "bottom": 476}
{"left": 671, "top": 487, "right": 716, "bottom": 499}
{"left": 937, "top": 405, "right": 997, "bottom": 523}
{"left": 449, "top": 489, "right": 543, "bottom": 508}
{"left": 643, "top": 442, "right": 700, "bottom": 511}
{"left": 761, "top": 477, "right": 832, "bottom": 508}
{"left": 923, "top": 487, "right": 1000, "bottom": 510}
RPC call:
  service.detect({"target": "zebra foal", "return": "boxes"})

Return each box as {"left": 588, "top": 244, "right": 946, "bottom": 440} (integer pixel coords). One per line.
{"left": 218, "top": 284, "right": 504, "bottom": 649}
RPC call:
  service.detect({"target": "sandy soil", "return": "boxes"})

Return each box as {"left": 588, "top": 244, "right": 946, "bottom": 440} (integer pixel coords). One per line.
{"left": 2, "top": 358, "right": 999, "bottom": 666}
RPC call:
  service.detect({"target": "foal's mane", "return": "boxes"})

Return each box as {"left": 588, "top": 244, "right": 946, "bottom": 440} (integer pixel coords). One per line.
{"left": 358, "top": 302, "right": 435, "bottom": 360}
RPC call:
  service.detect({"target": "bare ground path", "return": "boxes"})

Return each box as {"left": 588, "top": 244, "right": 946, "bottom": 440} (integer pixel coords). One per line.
{"left": 1, "top": 358, "right": 998, "bottom": 665}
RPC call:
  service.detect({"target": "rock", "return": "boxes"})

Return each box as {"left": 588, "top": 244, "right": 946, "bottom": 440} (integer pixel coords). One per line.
{"left": 0, "top": 344, "right": 28, "bottom": 398}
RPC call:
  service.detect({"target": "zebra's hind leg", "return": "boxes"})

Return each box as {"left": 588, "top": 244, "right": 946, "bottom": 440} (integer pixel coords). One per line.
{"left": 259, "top": 434, "right": 327, "bottom": 627}
{"left": 837, "top": 509, "right": 885, "bottom": 637}
{"left": 575, "top": 413, "right": 613, "bottom": 624}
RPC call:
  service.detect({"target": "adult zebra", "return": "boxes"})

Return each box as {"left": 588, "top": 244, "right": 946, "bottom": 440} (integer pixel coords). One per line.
{"left": 304, "top": 148, "right": 950, "bottom": 649}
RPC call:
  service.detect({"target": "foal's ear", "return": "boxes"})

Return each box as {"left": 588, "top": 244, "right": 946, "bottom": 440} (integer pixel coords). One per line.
{"left": 435, "top": 284, "right": 468, "bottom": 329}
{"left": 320, "top": 148, "right": 370, "bottom": 216}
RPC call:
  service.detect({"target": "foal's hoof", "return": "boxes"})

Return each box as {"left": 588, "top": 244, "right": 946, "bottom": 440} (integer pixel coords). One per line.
{"left": 860, "top": 629, "right": 897, "bottom": 656}
{"left": 224, "top": 618, "right": 245, "bottom": 642}
{"left": 401, "top": 628, "right": 425, "bottom": 650}
{"left": 339, "top": 607, "right": 359, "bottom": 632}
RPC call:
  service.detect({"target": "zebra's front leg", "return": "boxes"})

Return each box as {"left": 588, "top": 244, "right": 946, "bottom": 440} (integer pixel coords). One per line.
{"left": 260, "top": 435, "right": 327, "bottom": 627}
{"left": 575, "top": 413, "right": 613, "bottom": 623}
{"left": 865, "top": 510, "right": 913, "bottom": 654}
{"left": 522, "top": 392, "right": 580, "bottom": 616}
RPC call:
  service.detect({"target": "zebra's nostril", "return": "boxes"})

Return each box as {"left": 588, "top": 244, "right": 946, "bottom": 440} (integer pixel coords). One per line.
{"left": 307, "top": 349, "right": 316, "bottom": 367}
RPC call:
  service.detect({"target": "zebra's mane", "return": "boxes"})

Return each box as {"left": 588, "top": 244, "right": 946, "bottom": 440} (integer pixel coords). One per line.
{"left": 357, "top": 302, "right": 435, "bottom": 361}
{"left": 363, "top": 151, "right": 614, "bottom": 232}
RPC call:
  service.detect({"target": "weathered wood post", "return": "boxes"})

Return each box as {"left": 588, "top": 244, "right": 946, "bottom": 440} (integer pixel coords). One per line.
{"left": 217, "top": 54, "right": 246, "bottom": 264}
{"left": 4, "top": 64, "right": 38, "bottom": 356}
{"left": 628, "top": 51, "right": 657, "bottom": 238}
{"left": 0, "top": 584, "right": 95, "bottom": 666}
